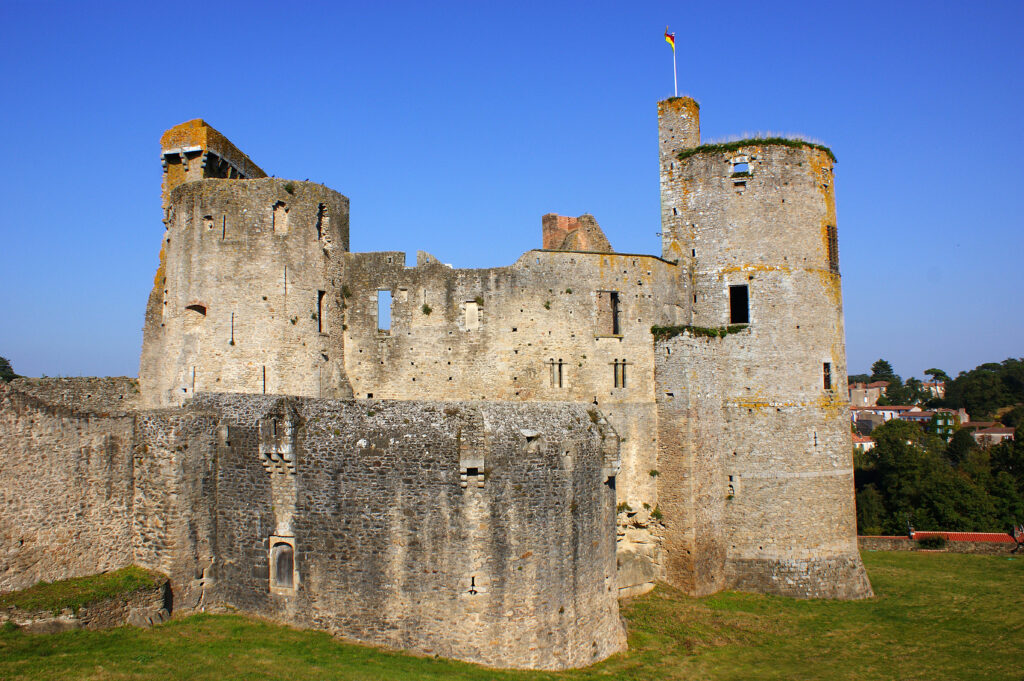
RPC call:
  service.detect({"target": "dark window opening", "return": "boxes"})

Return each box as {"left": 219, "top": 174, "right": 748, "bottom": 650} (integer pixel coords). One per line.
{"left": 315, "top": 203, "right": 327, "bottom": 240}
{"left": 823, "top": 362, "right": 833, "bottom": 390}
{"left": 596, "top": 291, "right": 621, "bottom": 335}
{"left": 271, "top": 542, "right": 294, "bottom": 588}
{"left": 317, "top": 290, "right": 325, "bottom": 333}
{"left": 185, "top": 304, "right": 207, "bottom": 316}
{"left": 377, "top": 290, "right": 392, "bottom": 332}
{"left": 826, "top": 225, "right": 840, "bottom": 274}
{"left": 605, "top": 475, "right": 616, "bottom": 490}
{"left": 272, "top": 201, "right": 288, "bottom": 234}
{"left": 468, "top": 575, "right": 478, "bottom": 595}
{"left": 729, "top": 285, "right": 749, "bottom": 324}
{"left": 466, "top": 467, "right": 478, "bottom": 477}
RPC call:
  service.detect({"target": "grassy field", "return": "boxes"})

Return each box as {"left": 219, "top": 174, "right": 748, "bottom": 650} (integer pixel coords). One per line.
{"left": 0, "top": 551, "right": 1020, "bottom": 680}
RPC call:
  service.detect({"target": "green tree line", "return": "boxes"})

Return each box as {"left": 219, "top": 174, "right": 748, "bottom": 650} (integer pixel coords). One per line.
{"left": 855, "top": 419, "right": 1024, "bottom": 535}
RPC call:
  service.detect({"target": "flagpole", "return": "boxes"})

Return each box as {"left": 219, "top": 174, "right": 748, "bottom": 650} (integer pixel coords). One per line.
{"left": 673, "top": 46, "right": 678, "bottom": 97}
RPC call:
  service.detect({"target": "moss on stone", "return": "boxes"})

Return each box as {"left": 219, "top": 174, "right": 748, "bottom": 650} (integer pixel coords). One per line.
{"left": 0, "top": 566, "right": 160, "bottom": 615}
{"left": 651, "top": 324, "right": 748, "bottom": 341}
{"left": 677, "top": 137, "right": 836, "bottom": 163}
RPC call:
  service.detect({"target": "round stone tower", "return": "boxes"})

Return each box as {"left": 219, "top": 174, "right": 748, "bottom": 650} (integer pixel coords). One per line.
{"left": 655, "top": 99, "right": 872, "bottom": 598}
{"left": 139, "top": 178, "right": 353, "bottom": 407}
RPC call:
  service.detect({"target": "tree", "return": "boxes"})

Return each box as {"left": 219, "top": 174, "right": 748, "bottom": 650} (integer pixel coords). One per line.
{"left": 848, "top": 373, "right": 871, "bottom": 384}
{"left": 940, "top": 358, "right": 1024, "bottom": 420}
{"left": 925, "top": 368, "right": 951, "bottom": 384}
{"left": 856, "top": 484, "right": 886, "bottom": 535}
{"left": 0, "top": 356, "right": 17, "bottom": 382}
{"left": 870, "top": 359, "right": 897, "bottom": 383}
{"left": 945, "top": 429, "right": 978, "bottom": 467}
{"left": 1001, "top": 405, "right": 1024, "bottom": 429}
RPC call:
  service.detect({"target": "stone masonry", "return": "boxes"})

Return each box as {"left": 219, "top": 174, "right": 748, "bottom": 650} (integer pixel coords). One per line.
{"left": 0, "top": 99, "right": 871, "bottom": 670}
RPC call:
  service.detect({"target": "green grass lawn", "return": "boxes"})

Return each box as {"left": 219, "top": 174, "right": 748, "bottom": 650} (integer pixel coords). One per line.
{"left": 1, "top": 552, "right": 1020, "bottom": 680}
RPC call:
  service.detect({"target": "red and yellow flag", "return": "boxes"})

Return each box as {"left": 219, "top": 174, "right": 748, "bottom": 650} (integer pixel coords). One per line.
{"left": 665, "top": 27, "right": 675, "bottom": 51}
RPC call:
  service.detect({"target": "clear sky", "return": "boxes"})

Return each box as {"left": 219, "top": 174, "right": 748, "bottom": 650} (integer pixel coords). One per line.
{"left": 0, "top": 1, "right": 1020, "bottom": 381}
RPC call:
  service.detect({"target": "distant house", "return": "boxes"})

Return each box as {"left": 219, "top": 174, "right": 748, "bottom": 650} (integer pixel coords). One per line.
{"left": 848, "top": 381, "right": 889, "bottom": 407}
{"left": 865, "top": 405, "right": 920, "bottom": 421}
{"left": 851, "top": 408, "right": 885, "bottom": 434}
{"left": 852, "top": 433, "right": 875, "bottom": 451}
{"left": 922, "top": 381, "right": 946, "bottom": 398}
{"left": 898, "top": 408, "right": 963, "bottom": 441}
{"left": 850, "top": 405, "right": 920, "bottom": 434}
{"left": 972, "top": 426, "right": 1015, "bottom": 448}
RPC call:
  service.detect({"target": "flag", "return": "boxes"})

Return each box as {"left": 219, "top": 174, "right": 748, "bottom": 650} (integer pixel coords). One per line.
{"left": 665, "top": 27, "right": 675, "bottom": 51}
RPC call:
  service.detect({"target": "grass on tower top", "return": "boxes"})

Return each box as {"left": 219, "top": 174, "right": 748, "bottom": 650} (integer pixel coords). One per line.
{"left": 677, "top": 136, "right": 836, "bottom": 163}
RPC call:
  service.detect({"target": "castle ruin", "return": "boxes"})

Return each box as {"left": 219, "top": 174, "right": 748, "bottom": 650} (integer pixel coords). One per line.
{"left": 0, "top": 97, "right": 871, "bottom": 670}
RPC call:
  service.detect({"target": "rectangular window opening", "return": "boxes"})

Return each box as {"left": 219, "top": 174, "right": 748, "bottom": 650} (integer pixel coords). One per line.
{"left": 823, "top": 362, "right": 833, "bottom": 390}
{"left": 317, "top": 290, "right": 326, "bottom": 333}
{"left": 729, "top": 285, "right": 749, "bottom": 324}
{"left": 826, "top": 225, "right": 840, "bottom": 274}
{"left": 595, "top": 291, "right": 621, "bottom": 335}
{"left": 377, "top": 290, "right": 392, "bottom": 332}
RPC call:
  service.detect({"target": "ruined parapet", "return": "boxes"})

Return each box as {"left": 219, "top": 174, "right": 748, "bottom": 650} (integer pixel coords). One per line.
{"left": 160, "top": 119, "right": 267, "bottom": 214}
{"left": 139, "top": 178, "right": 353, "bottom": 407}
{"left": 0, "top": 380, "right": 137, "bottom": 592}
{"left": 655, "top": 101, "right": 871, "bottom": 599}
{"left": 541, "top": 213, "right": 613, "bottom": 253}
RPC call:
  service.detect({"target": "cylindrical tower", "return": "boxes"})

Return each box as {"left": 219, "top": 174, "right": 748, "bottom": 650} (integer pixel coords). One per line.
{"left": 658, "top": 96, "right": 700, "bottom": 267}
{"left": 139, "top": 178, "right": 353, "bottom": 407}
{"left": 656, "top": 98, "right": 872, "bottom": 598}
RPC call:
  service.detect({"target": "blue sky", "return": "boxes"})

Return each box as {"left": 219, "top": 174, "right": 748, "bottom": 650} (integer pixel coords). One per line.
{"left": 0, "top": 0, "right": 1020, "bottom": 380}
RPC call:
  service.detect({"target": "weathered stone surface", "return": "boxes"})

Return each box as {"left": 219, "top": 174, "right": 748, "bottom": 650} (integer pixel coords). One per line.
{"left": 0, "top": 575, "right": 168, "bottom": 632}
{"left": 0, "top": 96, "right": 874, "bottom": 669}
{"left": 0, "top": 381, "right": 137, "bottom": 592}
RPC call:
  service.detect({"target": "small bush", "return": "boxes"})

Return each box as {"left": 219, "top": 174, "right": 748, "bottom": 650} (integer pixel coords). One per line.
{"left": 650, "top": 507, "right": 664, "bottom": 521}
{"left": 474, "top": 295, "right": 484, "bottom": 306}
{"left": 421, "top": 304, "right": 432, "bottom": 315}
{"left": 283, "top": 181, "right": 296, "bottom": 194}
{"left": 617, "top": 502, "right": 633, "bottom": 514}
{"left": 649, "top": 469, "right": 660, "bottom": 477}
{"left": 543, "top": 300, "right": 551, "bottom": 310}
{"left": 917, "top": 536, "right": 948, "bottom": 550}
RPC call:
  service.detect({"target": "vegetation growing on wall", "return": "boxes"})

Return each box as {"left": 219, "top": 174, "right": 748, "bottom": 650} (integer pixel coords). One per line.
{"left": 651, "top": 324, "right": 748, "bottom": 341}
{"left": 676, "top": 137, "right": 836, "bottom": 163}
{"left": 0, "top": 566, "right": 159, "bottom": 615}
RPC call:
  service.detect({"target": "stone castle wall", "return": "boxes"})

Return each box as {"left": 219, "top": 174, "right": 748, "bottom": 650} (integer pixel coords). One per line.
{"left": 168, "top": 394, "right": 626, "bottom": 670}
{"left": 0, "top": 379, "right": 138, "bottom": 591}
{"left": 0, "top": 383, "right": 625, "bottom": 670}
{"left": 340, "top": 247, "right": 688, "bottom": 592}
{"left": 140, "top": 179, "right": 353, "bottom": 407}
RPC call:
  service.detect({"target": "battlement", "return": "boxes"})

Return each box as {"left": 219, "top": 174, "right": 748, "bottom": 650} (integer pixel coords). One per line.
{"left": 160, "top": 119, "right": 267, "bottom": 211}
